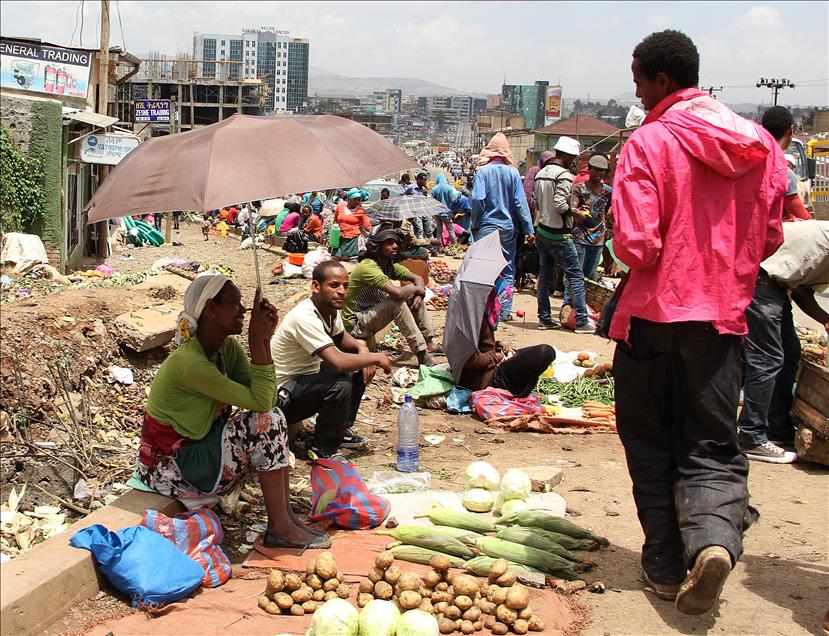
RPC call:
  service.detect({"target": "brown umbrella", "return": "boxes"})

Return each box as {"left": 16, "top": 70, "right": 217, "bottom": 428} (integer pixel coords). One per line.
{"left": 85, "top": 114, "right": 419, "bottom": 221}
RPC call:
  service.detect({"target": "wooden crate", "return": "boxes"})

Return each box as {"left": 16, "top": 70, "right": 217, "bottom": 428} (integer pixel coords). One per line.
{"left": 793, "top": 362, "right": 829, "bottom": 465}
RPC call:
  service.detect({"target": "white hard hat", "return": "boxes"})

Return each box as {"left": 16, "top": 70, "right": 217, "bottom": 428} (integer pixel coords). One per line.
{"left": 553, "top": 136, "right": 581, "bottom": 156}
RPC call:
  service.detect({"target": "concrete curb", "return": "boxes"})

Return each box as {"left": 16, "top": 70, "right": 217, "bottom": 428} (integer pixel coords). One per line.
{"left": 0, "top": 489, "right": 182, "bottom": 636}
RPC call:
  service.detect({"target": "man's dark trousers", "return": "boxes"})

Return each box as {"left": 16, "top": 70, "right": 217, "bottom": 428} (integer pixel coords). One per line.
{"left": 278, "top": 364, "right": 366, "bottom": 453}
{"left": 614, "top": 318, "right": 751, "bottom": 584}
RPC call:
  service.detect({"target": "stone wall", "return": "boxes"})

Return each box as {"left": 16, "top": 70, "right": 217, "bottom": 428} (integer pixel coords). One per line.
{"left": 0, "top": 94, "right": 65, "bottom": 263}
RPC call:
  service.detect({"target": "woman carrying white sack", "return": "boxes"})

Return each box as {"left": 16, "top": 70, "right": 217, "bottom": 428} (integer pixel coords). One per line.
{"left": 136, "top": 272, "right": 331, "bottom": 549}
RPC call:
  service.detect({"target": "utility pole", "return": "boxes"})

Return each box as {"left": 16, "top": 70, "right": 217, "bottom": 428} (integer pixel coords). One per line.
{"left": 95, "top": 0, "right": 110, "bottom": 257}
{"left": 756, "top": 78, "right": 795, "bottom": 106}
{"left": 702, "top": 86, "right": 723, "bottom": 99}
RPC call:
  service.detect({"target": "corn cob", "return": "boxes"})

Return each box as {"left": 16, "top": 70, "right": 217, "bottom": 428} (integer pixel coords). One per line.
{"left": 422, "top": 507, "right": 496, "bottom": 533}
{"left": 387, "top": 545, "right": 466, "bottom": 568}
{"left": 497, "top": 510, "right": 609, "bottom": 546}
{"left": 495, "top": 526, "right": 595, "bottom": 567}
{"left": 475, "top": 537, "right": 582, "bottom": 578}
{"left": 495, "top": 525, "right": 600, "bottom": 551}
{"left": 429, "top": 525, "right": 485, "bottom": 546}
{"left": 376, "top": 526, "right": 477, "bottom": 558}
{"left": 462, "top": 556, "right": 547, "bottom": 588}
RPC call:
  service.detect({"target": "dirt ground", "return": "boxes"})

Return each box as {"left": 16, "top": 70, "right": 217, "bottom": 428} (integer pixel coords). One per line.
{"left": 4, "top": 221, "right": 828, "bottom": 635}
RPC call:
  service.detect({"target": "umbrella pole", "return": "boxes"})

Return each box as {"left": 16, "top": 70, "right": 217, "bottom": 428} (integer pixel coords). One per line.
{"left": 247, "top": 203, "right": 262, "bottom": 294}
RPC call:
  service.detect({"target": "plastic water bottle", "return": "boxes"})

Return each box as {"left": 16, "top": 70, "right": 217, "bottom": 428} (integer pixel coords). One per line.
{"left": 396, "top": 395, "right": 420, "bottom": 472}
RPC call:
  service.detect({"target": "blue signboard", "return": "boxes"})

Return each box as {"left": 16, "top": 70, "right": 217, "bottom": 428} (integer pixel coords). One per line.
{"left": 134, "top": 99, "right": 171, "bottom": 123}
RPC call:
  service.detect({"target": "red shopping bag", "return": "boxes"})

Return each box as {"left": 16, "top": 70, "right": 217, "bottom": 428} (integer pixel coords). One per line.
{"left": 470, "top": 388, "right": 542, "bottom": 421}
{"left": 309, "top": 458, "right": 391, "bottom": 529}
{"left": 142, "top": 508, "right": 231, "bottom": 587}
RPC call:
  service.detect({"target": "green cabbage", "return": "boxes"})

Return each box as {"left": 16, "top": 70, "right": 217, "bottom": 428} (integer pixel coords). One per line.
{"left": 358, "top": 599, "right": 401, "bottom": 636}
{"left": 465, "top": 461, "right": 501, "bottom": 490}
{"left": 499, "top": 469, "right": 531, "bottom": 501}
{"left": 306, "top": 598, "right": 359, "bottom": 636}
{"left": 397, "top": 610, "right": 439, "bottom": 636}
{"left": 463, "top": 487, "right": 495, "bottom": 512}
{"left": 500, "top": 498, "right": 530, "bottom": 517}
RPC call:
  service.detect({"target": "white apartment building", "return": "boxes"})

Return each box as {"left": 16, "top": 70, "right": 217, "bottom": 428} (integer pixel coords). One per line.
{"left": 193, "top": 27, "right": 309, "bottom": 113}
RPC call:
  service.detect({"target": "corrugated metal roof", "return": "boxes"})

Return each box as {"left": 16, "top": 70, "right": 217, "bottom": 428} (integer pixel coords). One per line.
{"left": 68, "top": 111, "right": 118, "bottom": 128}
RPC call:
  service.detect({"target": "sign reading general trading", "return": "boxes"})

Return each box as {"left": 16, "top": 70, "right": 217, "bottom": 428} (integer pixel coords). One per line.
{"left": 0, "top": 38, "right": 92, "bottom": 99}
{"left": 134, "top": 100, "right": 171, "bottom": 123}
{"left": 544, "top": 86, "right": 563, "bottom": 126}
{"left": 81, "top": 134, "right": 140, "bottom": 166}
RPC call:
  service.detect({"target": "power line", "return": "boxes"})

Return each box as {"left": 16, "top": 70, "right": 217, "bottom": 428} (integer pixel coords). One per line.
{"left": 115, "top": 0, "right": 126, "bottom": 50}
{"left": 70, "top": 0, "right": 81, "bottom": 45}
{"left": 79, "top": 0, "right": 85, "bottom": 47}
{"left": 701, "top": 86, "right": 723, "bottom": 98}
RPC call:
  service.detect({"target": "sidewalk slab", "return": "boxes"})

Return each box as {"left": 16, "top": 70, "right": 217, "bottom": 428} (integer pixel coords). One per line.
{"left": 0, "top": 489, "right": 181, "bottom": 636}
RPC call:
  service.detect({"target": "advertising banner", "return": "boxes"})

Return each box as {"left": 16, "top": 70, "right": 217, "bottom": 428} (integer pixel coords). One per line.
{"left": 0, "top": 38, "right": 92, "bottom": 99}
{"left": 134, "top": 100, "right": 172, "bottom": 123}
{"left": 80, "top": 133, "right": 140, "bottom": 165}
{"left": 544, "top": 86, "right": 562, "bottom": 126}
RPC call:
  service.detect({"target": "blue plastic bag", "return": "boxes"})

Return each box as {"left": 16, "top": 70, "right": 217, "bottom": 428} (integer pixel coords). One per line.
{"left": 446, "top": 386, "right": 473, "bottom": 414}
{"left": 70, "top": 524, "right": 204, "bottom": 607}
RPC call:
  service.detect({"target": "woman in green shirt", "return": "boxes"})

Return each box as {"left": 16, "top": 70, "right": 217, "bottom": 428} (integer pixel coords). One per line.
{"left": 137, "top": 273, "right": 330, "bottom": 549}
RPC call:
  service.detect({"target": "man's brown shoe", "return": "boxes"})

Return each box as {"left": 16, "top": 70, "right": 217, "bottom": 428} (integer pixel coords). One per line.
{"left": 675, "top": 546, "right": 732, "bottom": 615}
{"left": 641, "top": 569, "right": 681, "bottom": 601}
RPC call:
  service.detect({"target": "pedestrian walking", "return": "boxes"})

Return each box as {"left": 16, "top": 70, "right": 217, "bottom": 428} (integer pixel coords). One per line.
{"left": 431, "top": 173, "right": 459, "bottom": 245}
{"left": 609, "top": 30, "right": 785, "bottom": 616}
{"left": 568, "top": 153, "right": 611, "bottom": 285}
{"left": 533, "top": 136, "right": 594, "bottom": 332}
{"left": 470, "top": 132, "right": 534, "bottom": 322}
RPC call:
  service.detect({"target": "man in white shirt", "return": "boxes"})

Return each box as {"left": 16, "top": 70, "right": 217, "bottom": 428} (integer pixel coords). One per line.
{"left": 738, "top": 220, "right": 829, "bottom": 463}
{"left": 271, "top": 261, "right": 391, "bottom": 459}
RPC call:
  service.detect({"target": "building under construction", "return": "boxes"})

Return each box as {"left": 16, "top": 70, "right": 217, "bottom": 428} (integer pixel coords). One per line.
{"left": 116, "top": 55, "right": 265, "bottom": 132}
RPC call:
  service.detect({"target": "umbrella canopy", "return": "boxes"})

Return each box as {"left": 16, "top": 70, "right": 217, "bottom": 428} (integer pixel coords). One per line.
{"left": 86, "top": 114, "right": 419, "bottom": 222}
{"left": 366, "top": 195, "right": 450, "bottom": 223}
{"left": 442, "top": 232, "right": 508, "bottom": 382}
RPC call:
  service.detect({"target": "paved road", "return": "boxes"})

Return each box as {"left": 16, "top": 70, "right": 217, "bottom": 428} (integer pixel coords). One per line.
{"left": 455, "top": 121, "right": 473, "bottom": 148}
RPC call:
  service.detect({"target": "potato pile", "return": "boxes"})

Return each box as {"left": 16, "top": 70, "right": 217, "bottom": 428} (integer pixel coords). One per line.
{"left": 427, "top": 296, "right": 449, "bottom": 311}
{"left": 258, "top": 551, "right": 351, "bottom": 616}
{"left": 480, "top": 558, "right": 544, "bottom": 635}
{"left": 356, "top": 551, "right": 432, "bottom": 611}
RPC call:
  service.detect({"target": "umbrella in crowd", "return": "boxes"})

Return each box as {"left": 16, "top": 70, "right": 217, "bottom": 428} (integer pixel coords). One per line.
{"left": 86, "top": 114, "right": 418, "bottom": 221}
{"left": 442, "top": 231, "right": 508, "bottom": 382}
{"left": 365, "top": 195, "right": 450, "bottom": 223}
{"left": 84, "top": 113, "right": 418, "bottom": 289}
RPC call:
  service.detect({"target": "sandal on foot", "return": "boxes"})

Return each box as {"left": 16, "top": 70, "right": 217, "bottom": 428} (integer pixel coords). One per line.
{"left": 264, "top": 531, "right": 331, "bottom": 550}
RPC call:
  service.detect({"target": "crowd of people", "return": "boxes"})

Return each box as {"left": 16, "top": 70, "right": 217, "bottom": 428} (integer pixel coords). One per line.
{"left": 132, "top": 28, "right": 827, "bottom": 621}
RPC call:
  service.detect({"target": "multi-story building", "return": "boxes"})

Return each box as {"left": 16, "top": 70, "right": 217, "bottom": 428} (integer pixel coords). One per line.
{"left": 501, "top": 81, "right": 548, "bottom": 130}
{"left": 118, "top": 55, "right": 264, "bottom": 132}
{"left": 193, "top": 27, "right": 309, "bottom": 113}
{"left": 426, "top": 95, "right": 476, "bottom": 122}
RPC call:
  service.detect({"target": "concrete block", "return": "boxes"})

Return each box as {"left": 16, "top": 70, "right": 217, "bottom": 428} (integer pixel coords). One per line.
{"left": 0, "top": 489, "right": 181, "bottom": 636}
{"left": 112, "top": 304, "right": 179, "bottom": 352}
{"left": 521, "top": 466, "right": 565, "bottom": 492}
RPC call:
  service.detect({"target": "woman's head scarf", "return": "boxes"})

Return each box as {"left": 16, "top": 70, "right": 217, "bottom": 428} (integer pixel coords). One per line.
{"left": 478, "top": 132, "right": 514, "bottom": 166}
{"left": 177, "top": 273, "right": 231, "bottom": 344}
{"left": 484, "top": 275, "right": 512, "bottom": 332}
{"left": 346, "top": 187, "right": 370, "bottom": 201}
{"left": 311, "top": 198, "right": 323, "bottom": 214}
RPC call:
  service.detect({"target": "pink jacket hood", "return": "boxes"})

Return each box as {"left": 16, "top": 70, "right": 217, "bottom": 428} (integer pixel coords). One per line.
{"left": 650, "top": 88, "right": 773, "bottom": 179}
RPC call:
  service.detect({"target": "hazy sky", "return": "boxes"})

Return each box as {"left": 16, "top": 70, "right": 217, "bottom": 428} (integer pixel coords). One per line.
{"left": 2, "top": 1, "right": 827, "bottom": 105}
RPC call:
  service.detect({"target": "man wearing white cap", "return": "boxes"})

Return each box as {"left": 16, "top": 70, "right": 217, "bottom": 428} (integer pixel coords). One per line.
{"left": 533, "top": 136, "right": 595, "bottom": 333}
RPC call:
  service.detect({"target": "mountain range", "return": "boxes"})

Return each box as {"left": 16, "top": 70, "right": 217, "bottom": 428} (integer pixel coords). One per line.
{"left": 308, "top": 66, "right": 484, "bottom": 98}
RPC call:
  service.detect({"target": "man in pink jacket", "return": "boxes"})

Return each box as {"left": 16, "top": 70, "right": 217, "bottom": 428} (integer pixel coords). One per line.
{"left": 610, "top": 31, "right": 785, "bottom": 616}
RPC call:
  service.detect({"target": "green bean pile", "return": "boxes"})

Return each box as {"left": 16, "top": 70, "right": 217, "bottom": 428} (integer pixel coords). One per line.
{"left": 536, "top": 375, "right": 615, "bottom": 407}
